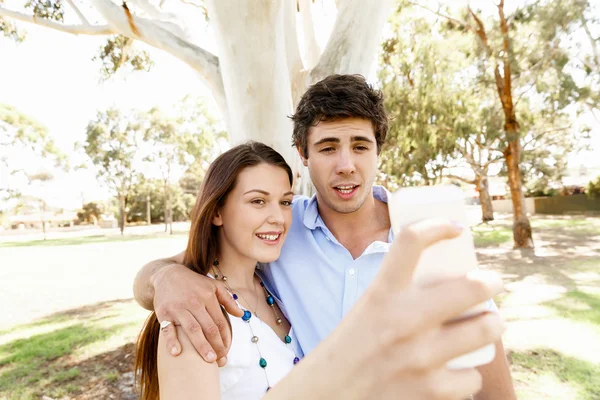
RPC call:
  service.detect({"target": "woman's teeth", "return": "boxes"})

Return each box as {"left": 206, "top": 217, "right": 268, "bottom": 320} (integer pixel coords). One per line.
{"left": 257, "top": 233, "right": 280, "bottom": 241}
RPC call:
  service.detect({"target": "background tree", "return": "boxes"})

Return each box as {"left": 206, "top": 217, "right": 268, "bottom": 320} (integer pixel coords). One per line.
{"left": 0, "top": 0, "right": 395, "bottom": 194}
{"left": 0, "top": 103, "right": 66, "bottom": 200}
{"left": 143, "top": 96, "right": 222, "bottom": 233}
{"left": 77, "top": 201, "right": 103, "bottom": 225}
{"left": 26, "top": 170, "right": 55, "bottom": 240}
{"left": 379, "top": 11, "right": 504, "bottom": 221}
{"left": 410, "top": 0, "right": 588, "bottom": 247}
{"left": 83, "top": 107, "right": 143, "bottom": 235}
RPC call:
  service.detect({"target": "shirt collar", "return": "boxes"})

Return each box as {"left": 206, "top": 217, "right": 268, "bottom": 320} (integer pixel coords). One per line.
{"left": 303, "top": 185, "right": 392, "bottom": 231}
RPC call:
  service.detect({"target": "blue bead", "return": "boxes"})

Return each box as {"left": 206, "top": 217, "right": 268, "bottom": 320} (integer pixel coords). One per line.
{"left": 293, "top": 357, "right": 300, "bottom": 364}
{"left": 260, "top": 281, "right": 265, "bottom": 287}
{"left": 259, "top": 357, "right": 267, "bottom": 368}
{"left": 242, "top": 310, "right": 252, "bottom": 321}
{"left": 266, "top": 387, "right": 271, "bottom": 392}
{"left": 266, "top": 296, "right": 275, "bottom": 306}
{"left": 284, "top": 335, "right": 292, "bottom": 344}
{"left": 233, "top": 294, "right": 238, "bottom": 300}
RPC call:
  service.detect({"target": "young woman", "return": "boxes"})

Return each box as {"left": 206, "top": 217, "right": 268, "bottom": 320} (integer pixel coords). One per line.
{"left": 135, "top": 141, "right": 299, "bottom": 399}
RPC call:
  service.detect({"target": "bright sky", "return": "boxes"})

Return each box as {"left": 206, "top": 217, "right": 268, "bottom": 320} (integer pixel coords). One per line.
{"left": 0, "top": 1, "right": 598, "bottom": 210}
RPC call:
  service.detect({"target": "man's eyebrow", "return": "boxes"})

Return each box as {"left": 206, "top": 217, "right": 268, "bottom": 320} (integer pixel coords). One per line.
{"left": 313, "top": 137, "right": 340, "bottom": 146}
{"left": 351, "top": 135, "right": 375, "bottom": 143}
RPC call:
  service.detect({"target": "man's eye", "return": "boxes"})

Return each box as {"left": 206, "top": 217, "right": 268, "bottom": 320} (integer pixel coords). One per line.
{"left": 320, "top": 147, "right": 334, "bottom": 153}
{"left": 355, "top": 146, "right": 368, "bottom": 151}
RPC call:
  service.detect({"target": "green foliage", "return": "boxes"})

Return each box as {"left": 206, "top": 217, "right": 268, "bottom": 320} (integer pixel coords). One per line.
{"left": 587, "top": 176, "right": 600, "bottom": 199}
{"left": 0, "top": 103, "right": 65, "bottom": 169}
{"left": 83, "top": 107, "right": 143, "bottom": 194}
{"left": 378, "top": 10, "right": 504, "bottom": 189}
{"left": 93, "top": 35, "right": 153, "bottom": 81}
{"left": 24, "top": 0, "right": 64, "bottom": 22}
{"left": 76, "top": 202, "right": 103, "bottom": 224}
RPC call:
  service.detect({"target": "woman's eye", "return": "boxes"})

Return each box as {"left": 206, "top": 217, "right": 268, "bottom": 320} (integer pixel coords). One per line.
{"left": 251, "top": 199, "right": 265, "bottom": 205}
{"left": 281, "top": 200, "right": 292, "bottom": 207}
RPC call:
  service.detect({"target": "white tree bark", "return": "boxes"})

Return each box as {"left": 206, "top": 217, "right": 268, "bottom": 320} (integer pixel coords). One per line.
{"left": 206, "top": 0, "right": 296, "bottom": 165}
{"left": 310, "top": 0, "right": 394, "bottom": 82}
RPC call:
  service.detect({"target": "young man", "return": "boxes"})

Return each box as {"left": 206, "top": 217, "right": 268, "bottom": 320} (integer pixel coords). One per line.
{"left": 134, "top": 74, "right": 516, "bottom": 399}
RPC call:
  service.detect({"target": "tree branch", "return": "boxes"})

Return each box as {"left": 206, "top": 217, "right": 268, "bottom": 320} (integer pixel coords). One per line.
{"left": 90, "top": 0, "right": 225, "bottom": 110}
{"left": 65, "top": 0, "right": 90, "bottom": 25}
{"left": 408, "top": 1, "right": 470, "bottom": 28}
{"left": 582, "top": 15, "right": 600, "bottom": 71}
{"left": 445, "top": 173, "right": 476, "bottom": 185}
{"left": 310, "top": 0, "right": 394, "bottom": 82}
{"left": 298, "top": 0, "right": 321, "bottom": 69}
{"left": 283, "top": 0, "right": 306, "bottom": 106}
{"left": 0, "top": 5, "right": 114, "bottom": 35}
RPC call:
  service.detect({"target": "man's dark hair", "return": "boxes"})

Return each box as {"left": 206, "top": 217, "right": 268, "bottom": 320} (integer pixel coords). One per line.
{"left": 290, "top": 74, "right": 388, "bottom": 158}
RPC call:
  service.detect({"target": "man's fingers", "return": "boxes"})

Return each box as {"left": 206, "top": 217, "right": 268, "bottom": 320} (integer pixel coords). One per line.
{"left": 419, "top": 271, "right": 504, "bottom": 328}
{"left": 177, "top": 310, "right": 217, "bottom": 363}
{"left": 216, "top": 284, "right": 243, "bottom": 317}
{"left": 424, "top": 312, "right": 505, "bottom": 369}
{"left": 159, "top": 318, "right": 182, "bottom": 356}
{"left": 432, "top": 368, "right": 483, "bottom": 400}
{"left": 379, "top": 219, "right": 463, "bottom": 289}
{"left": 204, "top": 301, "right": 232, "bottom": 360}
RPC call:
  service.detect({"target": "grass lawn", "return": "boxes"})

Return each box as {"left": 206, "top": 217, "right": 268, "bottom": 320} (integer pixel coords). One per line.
{"left": 0, "top": 231, "right": 188, "bottom": 248}
{"left": 0, "top": 300, "right": 150, "bottom": 399}
{"left": 1, "top": 214, "right": 599, "bottom": 399}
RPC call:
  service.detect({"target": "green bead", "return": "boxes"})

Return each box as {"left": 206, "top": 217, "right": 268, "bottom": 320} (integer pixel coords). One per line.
{"left": 284, "top": 335, "right": 292, "bottom": 344}
{"left": 259, "top": 358, "right": 267, "bottom": 368}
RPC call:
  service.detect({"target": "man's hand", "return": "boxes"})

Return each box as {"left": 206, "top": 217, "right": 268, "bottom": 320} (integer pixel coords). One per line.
{"left": 265, "top": 219, "right": 507, "bottom": 400}
{"left": 152, "top": 263, "right": 243, "bottom": 364}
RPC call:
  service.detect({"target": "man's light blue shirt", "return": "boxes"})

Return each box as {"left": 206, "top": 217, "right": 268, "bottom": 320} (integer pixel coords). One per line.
{"left": 260, "top": 185, "right": 497, "bottom": 357}
{"left": 260, "top": 186, "right": 393, "bottom": 356}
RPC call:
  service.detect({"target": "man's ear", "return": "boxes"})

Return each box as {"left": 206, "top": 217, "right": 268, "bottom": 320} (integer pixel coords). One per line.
{"left": 296, "top": 145, "right": 308, "bottom": 167}
{"left": 212, "top": 210, "right": 223, "bottom": 227}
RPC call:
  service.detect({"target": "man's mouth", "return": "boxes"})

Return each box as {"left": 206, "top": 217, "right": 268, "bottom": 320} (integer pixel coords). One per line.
{"left": 334, "top": 185, "right": 359, "bottom": 195}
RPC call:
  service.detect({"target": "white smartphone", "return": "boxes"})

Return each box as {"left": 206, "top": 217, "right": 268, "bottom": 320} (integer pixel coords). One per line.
{"left": 388, "top": 184, "right": 496, "bottom": 369}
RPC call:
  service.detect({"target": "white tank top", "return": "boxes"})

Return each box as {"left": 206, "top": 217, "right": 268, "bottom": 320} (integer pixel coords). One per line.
{"left": 210, "top": 276, "right": 299, "bottom": 399}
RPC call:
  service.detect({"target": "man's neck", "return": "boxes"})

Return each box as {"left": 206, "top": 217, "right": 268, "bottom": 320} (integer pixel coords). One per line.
{"left": 317, "top": 188, "right": 391, "bottom": 254}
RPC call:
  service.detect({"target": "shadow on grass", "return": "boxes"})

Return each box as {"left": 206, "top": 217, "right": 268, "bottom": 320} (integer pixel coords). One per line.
{"left": 510, "top": 348, "right": 600, "bottom": 400}
{"left": 0, "top": 231, "right": 188, "bottom": 248}
{"left": 0, "top": 299, "right": 133, "bottom": 336}
{"left": 472, "top": 225, "right": 513, "bottom": 247}
{"left": 545, "top": 290, "right": 600, "bottom": 327}
{"left": 0, "top": 323, "right": 131, "bottom": 398}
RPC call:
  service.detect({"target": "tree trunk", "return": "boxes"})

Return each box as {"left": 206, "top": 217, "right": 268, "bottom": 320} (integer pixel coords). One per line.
{"left": 146, "top": 194, "right": 151, "bottom": 226}
{"left": 476, "top": 176, "right": 494, "bottom": 222}
{"left": 207, "top": 0, "right": 296, "bottom": 166}
{"left": 505, "top": 134, "right": 534, "bottom": 248}
{"left": 118, "top": 194, "right": 126, "bottom": 235}
{"left": 41, "top": 202, "right": 47, "bottom": 241}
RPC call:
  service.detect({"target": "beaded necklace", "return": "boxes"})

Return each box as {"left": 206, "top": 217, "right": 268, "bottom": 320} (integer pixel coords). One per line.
{"left": 212, "top": 259, "right": 300, "bottom": 392}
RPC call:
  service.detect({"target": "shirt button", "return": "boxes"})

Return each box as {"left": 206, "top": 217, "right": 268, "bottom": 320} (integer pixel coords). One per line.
{"left": 348, "top": 268, "right": 355, "bottom": 276}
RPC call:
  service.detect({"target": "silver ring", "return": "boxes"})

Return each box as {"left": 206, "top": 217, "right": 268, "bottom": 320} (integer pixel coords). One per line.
{"left": 160, "top": 320, "right": 173, "bottom": 330}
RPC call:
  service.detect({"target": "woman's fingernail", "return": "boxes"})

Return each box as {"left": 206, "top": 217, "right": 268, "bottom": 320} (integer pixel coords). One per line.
{"left": 206, "top": 351, "right": 216, "bottom": 362}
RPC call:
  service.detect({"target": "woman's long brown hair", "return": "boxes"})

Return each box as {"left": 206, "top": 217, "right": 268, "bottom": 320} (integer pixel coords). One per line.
{"left": 135, "top": 142, "right": 292, "bottom": 400}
